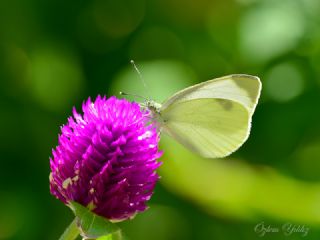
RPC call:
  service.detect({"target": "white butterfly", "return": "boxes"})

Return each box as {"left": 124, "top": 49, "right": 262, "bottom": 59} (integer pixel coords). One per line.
{"left": 144, "top": 74, "right": 261, "bottom": 158}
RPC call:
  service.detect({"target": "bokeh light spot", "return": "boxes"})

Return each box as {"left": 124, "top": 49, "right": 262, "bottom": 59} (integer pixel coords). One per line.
{"left": 28, "top": 44, "right": 85, "bottom": 112}
{"left": 300, "top": 0, "right": 320, "bottom": 18}
{"left": 110, "top": 60, "right": 197, "bottom": 102}
{"left": 264, "top": 62, "right": 304, "bottom": 102}
{"left": 239, "top": 1, "right": 305, "bottom": 63}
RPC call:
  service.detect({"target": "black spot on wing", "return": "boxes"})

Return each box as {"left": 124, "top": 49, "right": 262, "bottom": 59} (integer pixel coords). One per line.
{"left": 216, "top": 99, "right": 233, "bottom": 110}
{"left": 231, "top": 75, "right": 260, "bottom": 103}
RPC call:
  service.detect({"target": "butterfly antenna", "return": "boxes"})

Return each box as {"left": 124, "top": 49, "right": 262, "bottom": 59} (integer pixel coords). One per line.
{"left": 130, "top": 60, "right": 150, "bottom": 99}
{"left": 119, "top": 91, "right": 147, "bottom": 100}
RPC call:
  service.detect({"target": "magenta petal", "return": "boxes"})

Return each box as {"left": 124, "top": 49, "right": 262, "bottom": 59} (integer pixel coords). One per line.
{"left": 49, "top": 96, "right": 162, "bottom": 221}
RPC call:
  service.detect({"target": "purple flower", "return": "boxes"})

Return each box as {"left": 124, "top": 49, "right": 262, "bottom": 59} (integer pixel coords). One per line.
{"left": 49, "top": 96, "right": 162, "bottom": 221}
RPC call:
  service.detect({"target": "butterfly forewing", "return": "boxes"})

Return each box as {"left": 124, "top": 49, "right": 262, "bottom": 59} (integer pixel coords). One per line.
{"left": 161, "top": 74, "right": 261, "bottom": 116}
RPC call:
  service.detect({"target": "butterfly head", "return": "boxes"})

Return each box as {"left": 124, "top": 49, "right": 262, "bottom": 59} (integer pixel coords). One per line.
{"left": 145, "top": 100, "right": 165, "bottom": 128}
{"left": 146, "top": 100, "right": 161, "bottom": 114}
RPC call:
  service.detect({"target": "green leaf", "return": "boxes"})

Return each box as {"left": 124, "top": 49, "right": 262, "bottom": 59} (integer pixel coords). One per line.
{"left": 96, "top": 230, "right": 122, "bottom": 240}
{"left": 96, "top": 235, "right": 112, "bottom": 240}
{"left": 69, "top": 201, "right": 120, "bottom": 239}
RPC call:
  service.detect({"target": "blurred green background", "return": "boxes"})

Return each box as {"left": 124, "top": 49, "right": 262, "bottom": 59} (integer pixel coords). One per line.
{"left": 1, "top": 0, "right": 320, "bottom": 239}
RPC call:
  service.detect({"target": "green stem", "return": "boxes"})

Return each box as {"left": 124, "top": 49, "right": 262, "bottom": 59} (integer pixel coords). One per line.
{"left": 59, "top": 218, "right": 80, "bottom": 240}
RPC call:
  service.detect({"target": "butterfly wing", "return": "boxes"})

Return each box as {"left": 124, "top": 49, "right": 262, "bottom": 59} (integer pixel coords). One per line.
{"left": 161, "top": 74, "right": 261, "bottom": 116}
{"left": 160, "top": 98, "right": 250, "bottom": 158}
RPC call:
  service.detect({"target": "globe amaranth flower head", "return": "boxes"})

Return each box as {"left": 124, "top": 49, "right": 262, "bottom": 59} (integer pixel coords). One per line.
{"left": 49, "top": 96, "right": 162, "bottom": 221}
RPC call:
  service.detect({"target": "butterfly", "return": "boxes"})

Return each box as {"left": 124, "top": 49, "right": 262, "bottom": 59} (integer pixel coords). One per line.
{"left": 143, "top": 74, "right": 261, "bottom": 158}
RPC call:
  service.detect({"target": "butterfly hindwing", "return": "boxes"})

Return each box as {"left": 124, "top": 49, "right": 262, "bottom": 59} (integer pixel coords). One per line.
{"left": 161, "top": 98, "right": 250, "bottom": 158}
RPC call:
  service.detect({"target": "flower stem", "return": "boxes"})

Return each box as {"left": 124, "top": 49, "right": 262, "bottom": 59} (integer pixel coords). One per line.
{"left": 59, "top": 218, "right": 80, "bottom": 240}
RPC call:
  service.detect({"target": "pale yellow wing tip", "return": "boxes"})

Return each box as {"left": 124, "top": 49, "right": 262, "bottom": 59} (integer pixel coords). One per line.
{"left": 230, "top": 73, "right": 262, "bottom": 111}
{"left": 224, "top": 74, "right": 262, "bottom": 92}
{"left": 229, "top": 74, "right": 261, "bottom": 82}
{"left": 229, "top": 74, "right": 259, "bottom": 79}
{"left": 230, "top": 74, "right": 261, "bottom": 86}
